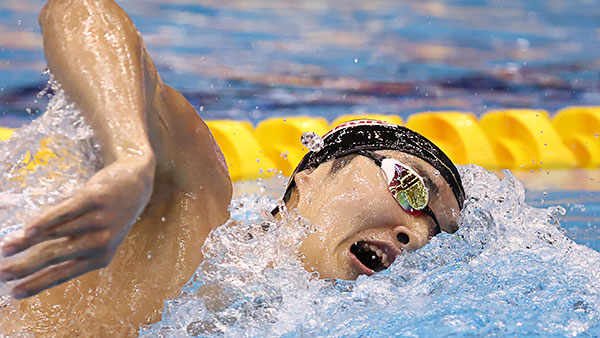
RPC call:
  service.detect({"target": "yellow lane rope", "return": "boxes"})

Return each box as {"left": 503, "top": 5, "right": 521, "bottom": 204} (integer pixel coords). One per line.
{"left": 1, "top": 107, "right": 599, "bottom": 181}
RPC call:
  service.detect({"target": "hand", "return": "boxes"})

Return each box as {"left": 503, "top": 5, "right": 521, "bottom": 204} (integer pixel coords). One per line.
{"left": 0, "top": 157, "right": 154, "bottom": 299}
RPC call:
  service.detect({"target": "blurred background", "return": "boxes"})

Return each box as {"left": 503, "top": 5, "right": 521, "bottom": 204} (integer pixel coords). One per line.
{"left": 1, "top": 0, "right": 599, "bottom": 127}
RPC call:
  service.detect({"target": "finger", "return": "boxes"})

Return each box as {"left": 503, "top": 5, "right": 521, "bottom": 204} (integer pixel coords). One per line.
{"left": 25, "top": 190, "right": 101, "bottom": 236}
{"left": 0, "top": 233, "right": 108, "bottom": 282}
{"left": 2, "top": 211, "right": 106, "bottom": 257}
{"left": 10, "top": 255, "right": 107, "bottom": 299}
{"left": 2, "top": 196, "right": 99, "bottom": 256}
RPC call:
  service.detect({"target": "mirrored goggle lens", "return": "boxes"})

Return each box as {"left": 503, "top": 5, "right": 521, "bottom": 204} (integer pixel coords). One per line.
{"left": 380, "top": 158, "right": 429, "bottom": 211}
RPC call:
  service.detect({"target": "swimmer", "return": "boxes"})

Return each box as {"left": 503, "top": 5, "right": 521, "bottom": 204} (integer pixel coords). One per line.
{"left": 0, "top": 0, "right": 463, "bottom": 336}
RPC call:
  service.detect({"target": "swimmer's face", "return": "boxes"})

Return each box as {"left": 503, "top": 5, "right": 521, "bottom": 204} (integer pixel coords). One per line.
{"left": 292, "top": 150, "right": 460, "bottom": 280}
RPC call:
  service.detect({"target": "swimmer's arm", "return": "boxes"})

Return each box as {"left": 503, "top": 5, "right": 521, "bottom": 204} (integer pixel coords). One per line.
{"left": 39, "top": 0, "right": 153, "bottom": 165}
{"left": 0, "top": 0, "right": 156, "bottom": 298}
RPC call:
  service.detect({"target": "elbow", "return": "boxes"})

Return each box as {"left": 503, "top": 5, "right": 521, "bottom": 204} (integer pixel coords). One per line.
{"left": 39, "top": 0, "right": 127, "bottom": 33}
{"left": 39, "top": 0, "right": 75, "bottom": 29}
{"left": 39, "top": 0, "right": 59, "bottom": 30}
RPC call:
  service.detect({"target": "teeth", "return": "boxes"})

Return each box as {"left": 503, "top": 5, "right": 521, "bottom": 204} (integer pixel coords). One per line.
{"left": 362, "top": 242, "right": 392, "bottom": 268}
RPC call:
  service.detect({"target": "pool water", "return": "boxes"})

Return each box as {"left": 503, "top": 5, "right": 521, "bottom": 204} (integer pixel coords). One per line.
{"left": 1, "top": 0, "right": 600, "bottom": 337}
{"left": 1, "top": 0, "right": 600, "bottom": 126}
{"left": 2, "top": 99, "right": 600, "bottom": 335}
{"left": 140, "top": 166, "right": 600, "bottom": 337}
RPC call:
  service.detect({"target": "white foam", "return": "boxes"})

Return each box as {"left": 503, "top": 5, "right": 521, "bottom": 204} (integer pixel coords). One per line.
{"left": 141, "top": 166, "right": 600, "bottom": 337}
{"left": 0, "top": 73, "right": 101, "bottom": 296}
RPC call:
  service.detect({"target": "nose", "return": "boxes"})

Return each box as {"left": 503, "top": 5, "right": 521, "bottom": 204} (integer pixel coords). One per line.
{"left": 396, "top": 232, "right": 410, "bottom": 244}
{"left": 393, "top": 225, "right": 429, "bottom": 250}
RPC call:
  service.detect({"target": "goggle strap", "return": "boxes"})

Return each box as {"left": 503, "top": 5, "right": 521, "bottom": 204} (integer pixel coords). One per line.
{"left": 422, "top": 205, "right": 441, "bottom": 235}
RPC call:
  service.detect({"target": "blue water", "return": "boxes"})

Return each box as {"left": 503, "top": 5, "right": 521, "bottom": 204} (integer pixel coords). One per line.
{"left": 1, "top": 0, "right": 600, "bottom": 126}
{"left": 1, "top": 0, "right": 600, "bottom": 336}
{"left": 528, "top": 190, "right": 600, "bottom": 252}
{"left": 140, "top": 167, "right": 600, "bottom": 337}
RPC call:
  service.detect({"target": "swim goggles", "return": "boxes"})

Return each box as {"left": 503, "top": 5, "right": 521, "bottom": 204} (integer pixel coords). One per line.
{"left": 356, "top": 150, "right": 441, "bottom": 236}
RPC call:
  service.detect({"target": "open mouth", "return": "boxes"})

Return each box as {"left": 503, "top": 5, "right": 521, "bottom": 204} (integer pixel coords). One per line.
{"left": 350, "top": 241, "right": 395, "bottom": 274}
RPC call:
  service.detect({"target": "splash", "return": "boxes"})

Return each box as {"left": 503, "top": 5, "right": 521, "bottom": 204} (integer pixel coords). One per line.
{"left": 0, "top": 73, "right": 101, "bottom": 295}
{"left": 300, "top": 131, "right": 324, "bottom": 152}
{"left": 141, "top": 165, "right": 600, "bottom": 337}
{"left": 1, "top": 77, "right": 599, "bottom": 336}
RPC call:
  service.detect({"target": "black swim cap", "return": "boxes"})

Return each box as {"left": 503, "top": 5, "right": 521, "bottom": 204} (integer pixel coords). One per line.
{"left": 280, "top": 119, "right": 465, "bottom": 210}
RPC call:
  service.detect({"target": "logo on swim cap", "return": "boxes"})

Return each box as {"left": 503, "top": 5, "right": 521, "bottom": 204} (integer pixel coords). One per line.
{"left": 275, "top": 118, "right": 465, "bottom": 215}
{"left": 323, "top": 119, "right": 395, "bottom": 139}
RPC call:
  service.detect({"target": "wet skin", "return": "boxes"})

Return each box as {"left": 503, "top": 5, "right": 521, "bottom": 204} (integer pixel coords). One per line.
{"left": 0, "top": 0, "right": 460, "bottom": 336}
{"left": 0, "top": 0, "right": 231, "bottom": 336}
{"left": 293, "top": 150, "right": 460, "bottom": 280}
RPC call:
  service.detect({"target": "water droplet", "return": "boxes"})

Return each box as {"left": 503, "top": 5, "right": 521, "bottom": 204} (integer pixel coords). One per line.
{"left": 353, "top": 58, "right": 359, "bottom": 64}
{"left": 161, "top": 217, "right": 166, "bottom": 222}
{"left": 301, "top": 132, "right": 324, "bottom": 152}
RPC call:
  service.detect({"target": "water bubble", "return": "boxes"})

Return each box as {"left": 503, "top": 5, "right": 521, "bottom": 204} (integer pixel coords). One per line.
{"left": 301, "top": 132, "right": 324, "bottom": 152}
{"left": 0, "top": 72, "right": 101, "bottom": 297}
